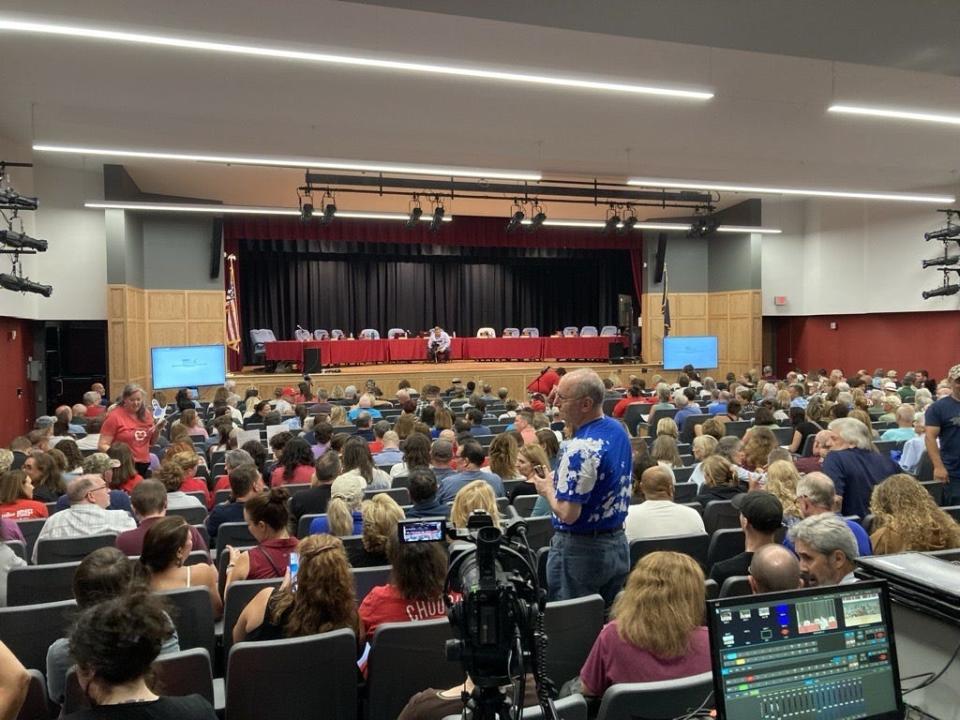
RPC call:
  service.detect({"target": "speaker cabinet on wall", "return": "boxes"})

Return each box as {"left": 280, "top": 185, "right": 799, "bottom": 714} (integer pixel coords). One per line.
{"left": 617, "top": 294, "right": 633, "bottom": 329}
{"left": 303, "top": 347, "right": 322, "bottom": 373}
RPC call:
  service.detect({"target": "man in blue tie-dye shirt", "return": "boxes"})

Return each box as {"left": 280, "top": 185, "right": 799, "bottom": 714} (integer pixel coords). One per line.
{"left": 533, "top": 369, "right": 632, "bottom": 606}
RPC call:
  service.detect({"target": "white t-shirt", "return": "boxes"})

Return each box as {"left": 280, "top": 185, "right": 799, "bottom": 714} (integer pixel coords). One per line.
{"left": 624, "top": 500, "right": 706, "bottom": 542}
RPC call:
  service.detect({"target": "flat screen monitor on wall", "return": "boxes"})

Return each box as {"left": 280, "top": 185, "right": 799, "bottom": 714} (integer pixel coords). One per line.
{"left": 151, "top": 344, "right": 226, "bottom": 390}
{"left": 662, "top": 335, "right": 718, "bottom": 370}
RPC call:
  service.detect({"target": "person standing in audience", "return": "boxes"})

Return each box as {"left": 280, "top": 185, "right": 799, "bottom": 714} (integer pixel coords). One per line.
{"left": 139, "top": 516, "right": 222, "bottom": 619}
{"left": 788, "top": 513, "right": 860, "bottom": 587}
{"left": 233, "top": 534, "right": 357, "bottom": 643}
{"left": 225, "top": 487, "right": 298, "bottom": 588}
{"left": 116, "top": 479, "right": 209, "bottom": 557}
{"left": 532, "top": 369, "right": 631, "bottom": 605}
{"left": 405, "top": 469, "right": 449, "bottom": 519}
{"left": 748, "top": 544, "right": 802, "bottom": 594}
{"left": 823, "top": 418, "right": 899, "bottom": 517}
{"left": 269, "top": 438, "right": 317, "bottom": 488}
{"left": 925, "top": 363, "right": 960, "bottom": 503}
{"left": 868, "top": 473, "right": 960, "bottom": 554}
{"left": 33, "top": 475, "right": 135, "bottom": 563}
{"left": 436, "top": 442, "right": 505, "bottom": 503}
{"left": 0, "top": 469, "right": 48, "bottom": 520}
{"left": 98, "top": 383, "right": 165, "bottom": 478}
{"left": 288, "top": 452, "right": 340, "bottom": 532}
{"left": 358, "top": 535, "right": 449, "bottom": 645}
{"left": 625, "top": 466, "right": 705, "bottom": 542}
{"left": 709, "top": 491, "right": 783, "bottom": 587}
{"left": 64, "top": 592, "right": 216, "bottom": 720}
{"left": 578, "top": 552, "right": 710, "bottom": 697}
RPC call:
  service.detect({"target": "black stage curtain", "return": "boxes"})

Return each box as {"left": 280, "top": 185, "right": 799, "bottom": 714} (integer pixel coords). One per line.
{"left": 239, "top": 238, "right": 632, "bottom": 362}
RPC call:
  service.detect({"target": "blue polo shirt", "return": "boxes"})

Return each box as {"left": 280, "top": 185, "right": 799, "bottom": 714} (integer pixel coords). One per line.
{"left": 926, "top": 396, "right": 960, "bottom": 478}
{"left": 553, "top": 415, "right": 632, "bottom": 532}
{"left": 436, "top": 470, "right": 505, "bottom": 504}
{"left": 822, "top": 448, "right": 900, "bottom": 518}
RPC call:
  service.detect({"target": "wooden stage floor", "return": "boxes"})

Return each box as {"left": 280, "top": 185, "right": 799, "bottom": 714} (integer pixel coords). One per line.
{"left": 228, "top": 360, "right": 659, "bottom": 401}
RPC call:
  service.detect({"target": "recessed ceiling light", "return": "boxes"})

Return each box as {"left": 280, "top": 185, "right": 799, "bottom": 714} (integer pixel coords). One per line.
{"left": 35, "top": 143, "right": 541, "bottom": 181}
{"left": 627, "top": 177, "right": 954, "bottom": 204}
{"left": 1, "top": 17, "right": 714, "bottom": 100}
{"left": 716, "top": 226, "right": 782, "bottom": 234}
{"left": 83, "top": 201, "right": 453, "bottom": 221}
{"left": 829, "top": 104, "right": 960, "bottom": 127}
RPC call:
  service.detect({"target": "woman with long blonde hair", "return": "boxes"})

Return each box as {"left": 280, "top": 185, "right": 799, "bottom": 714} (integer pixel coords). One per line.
{"left": 579, "top": 551, "right": 710, "bottom": 696}
{"left": 870, "top": 474, "right": 960, "bottom": 554}
{"left": 764, "top": 460, "right": 802, "bottom": 524}
{"left": 450, "top": 480, "right": 500, "bottom": 529}
{"left": 352, "top": 494, "right": 405, "bottom": 567}
{"left": 488, "top": 433, "right": 522, "bottom": 481}
{"left": 233, "top": 534, "right": 357, "bottom": 642}
{"left": 328, "top": 404, "right": 348, "bottom": 427}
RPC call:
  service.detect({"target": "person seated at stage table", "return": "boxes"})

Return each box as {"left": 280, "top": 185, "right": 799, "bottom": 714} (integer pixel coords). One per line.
{"left": 476, "top": 328, "right": 495, "bottom": 339}
{"left": 426, "top": 326, "right": 451, "bottom": 362}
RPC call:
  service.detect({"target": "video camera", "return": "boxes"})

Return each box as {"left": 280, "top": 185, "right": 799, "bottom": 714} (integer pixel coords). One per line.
{"left": 398, "top": 512, "right": 559, "bottom": 720}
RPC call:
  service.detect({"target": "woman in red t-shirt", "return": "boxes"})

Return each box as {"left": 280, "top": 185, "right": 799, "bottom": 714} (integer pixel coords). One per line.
{"left": 167, "top": 450, "right": 212, "bottom": 509}
{"left": 269, "top": 438, "right": 317, "bottom": 487}
{"left": 106, "top": 442, "right": 144, "bottom": 494}
{"left": 358, "top": 535, "right": 450, "bottom": 645}
{"left": 99, "top": 383, "right": 165, "bottom": 476}
{"left": 0, "top": 469, "right": 49, "bottom": 520}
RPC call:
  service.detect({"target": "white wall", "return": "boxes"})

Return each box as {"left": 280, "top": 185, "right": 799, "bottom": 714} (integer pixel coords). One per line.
{"left": 761, "top": 190, "right": 960, "bottom": 316}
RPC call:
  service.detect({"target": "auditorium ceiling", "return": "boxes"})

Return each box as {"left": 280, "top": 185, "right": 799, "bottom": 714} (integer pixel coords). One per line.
{"left": 2, "top": 0, "right": 959, "bottom": 220}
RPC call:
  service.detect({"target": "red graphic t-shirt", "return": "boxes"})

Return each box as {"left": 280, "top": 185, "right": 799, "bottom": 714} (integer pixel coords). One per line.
{"left": 100, "top": 409, "right": 157, "bottom": 463}
{"left": 358, "top": 583, "right": 450, "bottom": 643}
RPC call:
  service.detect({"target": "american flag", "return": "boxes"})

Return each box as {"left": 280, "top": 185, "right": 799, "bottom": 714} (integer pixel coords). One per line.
{"left": 225, "top": 254, "right": 241, "bottom": 354}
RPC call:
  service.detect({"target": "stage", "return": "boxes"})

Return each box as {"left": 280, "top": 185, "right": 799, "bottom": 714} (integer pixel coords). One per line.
{"left": 228, "top": 360, "right": 660, "bottom": 402}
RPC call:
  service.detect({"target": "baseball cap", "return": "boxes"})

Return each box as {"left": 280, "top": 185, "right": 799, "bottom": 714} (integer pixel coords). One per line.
{"left": 82, "top": 452, "right": 122, "bottom": 475}
{"left": 732, "top": 491, "right": 783, "bottom": 532}
{"left": 949, "top": 364, "right": 960, "bottom": 381}
{"left": 330, "top": 474, "right": 365, "bottom": 506}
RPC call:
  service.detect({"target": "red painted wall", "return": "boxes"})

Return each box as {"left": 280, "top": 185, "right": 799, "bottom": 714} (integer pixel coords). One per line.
{"left": 0, "top": 317, "right": 35, "bottom": 446}
{"left": 773, "top": 312, "right": 960, "bottom": 380}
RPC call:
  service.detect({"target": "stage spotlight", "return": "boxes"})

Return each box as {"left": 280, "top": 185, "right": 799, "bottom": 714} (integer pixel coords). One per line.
{"left": 688, "top": 216, "right": 718, "bottom": 237}
{"left": 0, "top": 273, "right": 52, "bottom": 297}
{"left": 319, "top": 202, "right": 337, "bottom": 225}
{"left": 922, "top": 283, "right": 960, "bottom": 299}
{"left": 620, "top": 215, "right": 638, "bottom": 233}
{"left": 406, "top": 206, "right": 423, "bottom": 229}
{"left": 429, "top": 205, "right": 445, "bottom": 232}
{"left": 0, "top": 188, "right": 38, "bottom": 211}
{"left": 922, "top": 255, "right": 960, "bottom": 268}
{"left": 527, "top": 203, "right": 546, "bottom": 231}
{"left": 603, "top": 214, "right": 621, "bottom": 234}
{"left": 0, "top": 229, "right": 47, "bottom": 252}
{"left": 924, "top": 226, "right": 960, "bottom": 241}
{"left": 300, "top": 202, "right": 313, "bottom": 222}
{"left": 506, "top": 209, "right": 525, "bottom": 233}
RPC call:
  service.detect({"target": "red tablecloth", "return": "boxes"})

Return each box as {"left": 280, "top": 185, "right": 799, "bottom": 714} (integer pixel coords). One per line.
{"left": 541, "top": 336, "right": 624, "bottom": 360}
{"left": 264, "top": 336, "right": 624, "bottom": 365}
{"left": 461, "top": 337, "right": 544, "bottom": 360}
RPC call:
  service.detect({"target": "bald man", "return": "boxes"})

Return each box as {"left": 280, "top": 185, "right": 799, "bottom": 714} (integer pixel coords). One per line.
{"left": 624, "top": 466, "right": 705, "bottom": 542}
{"left": 748, "top": 544, "right": 802, "bottom": 594}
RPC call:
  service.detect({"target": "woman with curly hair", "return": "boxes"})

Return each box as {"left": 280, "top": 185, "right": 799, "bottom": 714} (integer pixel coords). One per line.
{"left": 741, "top": 426, "right": 778, "bottom": 472}
{"left": 233, "top": 534, "right": 357, "bottom": 643}
{"left": 764, "top": 460, "right": 802, "bottom": 525}
{"left": 350, "top": 494, "right": 405, "bottom": 567}
{"left": 869, "top": 474, "right": 960, "bottom": 554}
{"left": 56, "top": 438, "right": 85, "bottom": 478}
{"left": 358, "top": 534, "right": 449, "bottom": 644}
{"left": 578, "top": 551, "right": 709, "bottom": 696}
{"left": 488, "top": 433, "right": 522, "bottom": 481}
{"left": 269, "top": 437, "right": 317, "bottom": 487}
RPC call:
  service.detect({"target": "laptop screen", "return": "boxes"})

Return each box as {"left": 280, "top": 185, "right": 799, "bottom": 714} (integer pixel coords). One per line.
{"left": 707, "top": 580, "right": 903, "bottom": 720}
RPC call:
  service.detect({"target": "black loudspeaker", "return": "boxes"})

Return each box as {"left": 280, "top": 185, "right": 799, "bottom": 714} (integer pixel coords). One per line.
{"left": 608, "top": 342, "right": 625, "bottom": 364}
{"left": 654, "top": 233, "right": 667, "bottom": 284}
{"left": 303, "top": 348, "right": 322, "bottom": 373}
{"left": 617, "top": 294, "right": 633, "bottom": 328}
{"left": 209, "top": 217, "right": 223, "bottom": 279}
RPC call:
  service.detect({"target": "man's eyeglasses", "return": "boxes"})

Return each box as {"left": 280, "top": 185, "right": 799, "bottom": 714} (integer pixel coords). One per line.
{"left": 89, "top": 484, "right": 109, "bottom": 493}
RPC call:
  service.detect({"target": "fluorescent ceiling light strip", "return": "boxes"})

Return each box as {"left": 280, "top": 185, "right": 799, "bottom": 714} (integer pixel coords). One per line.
{"left": 35, "top": 143, "right": 540, "bottom": 181}
{"left": 525, "top": 219, "right": 691, "bottom": 230}
{"left": 716, "top": 225, "right": 782, "bottom": 234}
{"left": 84, "top": 201, "right": 452, "bottom": 221}
{"left": 829, "top": 104, "right": 960, "bottom": 127}
{"left": 626, "top": 177, "right": 953, "bottom": 204}
{"left": 2, "top": 18, "right": 713, "bottom": 100}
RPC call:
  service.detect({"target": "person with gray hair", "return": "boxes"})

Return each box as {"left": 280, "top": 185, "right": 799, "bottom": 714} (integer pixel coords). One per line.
{"left": 31, "top": 474, "right": 135, "bottom": 563}
{"left": 823, "top": 418, "right": 899, "bottom": 517}
{"left": 748, "top": 544, "right": 802, "bottom": 594}
{"left": 532, "top": 369, "right": 632, "bottom": 606}
{"left": 788, "top": 513, "right": 860, "bottom": 587}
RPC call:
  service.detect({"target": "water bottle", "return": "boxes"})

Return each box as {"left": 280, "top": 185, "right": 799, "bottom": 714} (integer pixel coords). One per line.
{"left": 289, "top": 551, "right": 299, "bottom": 593}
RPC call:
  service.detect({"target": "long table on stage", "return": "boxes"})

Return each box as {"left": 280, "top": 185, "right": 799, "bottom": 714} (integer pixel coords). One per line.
{"left": 264, "top": 336, "right": 624, "bottom": 366}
